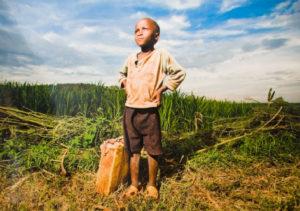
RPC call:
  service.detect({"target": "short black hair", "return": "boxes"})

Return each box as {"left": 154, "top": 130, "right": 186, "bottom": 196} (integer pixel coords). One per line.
{"left": 152, "top": 19, "right": 160, "bottom": 34}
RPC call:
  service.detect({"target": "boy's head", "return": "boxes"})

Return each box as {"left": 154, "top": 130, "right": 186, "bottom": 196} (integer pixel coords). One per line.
{"left": 135, "top": 18, "right": 160, "bottom": 49}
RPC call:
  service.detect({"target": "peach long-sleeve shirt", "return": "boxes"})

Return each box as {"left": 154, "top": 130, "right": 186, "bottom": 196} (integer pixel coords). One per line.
{"left": 119, "top": 48, "right": 186, "bottom": 108}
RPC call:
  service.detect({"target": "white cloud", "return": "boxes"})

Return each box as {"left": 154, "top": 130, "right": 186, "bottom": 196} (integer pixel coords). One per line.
{"left": 117, "top": 30, "right": 132, "bottom": 41}
{"left": 273, "top": 0, "right": 291, "bottom": 12}
{"left": 130, "top": 11, "right": 149, "bottom": 19}
{"left": 147, "top": 0, "right": 204, "bottom": 10}
{"left": 162, "top": 2, "right": 300, "bottom": 102}
{"left": 6, "top": 1, "right": 67, "bottom": 31}
{"left": 42, "top": 31, "right": 60, "bottom": 42}
{"left": 194, "top": 28, "right": 246, "bottom": 38}
{"left": 157, "top": 15, "right": 191, "bottom": 31}
{"left": 274, "top": 0, "right": 300, "bottom": 13}
{"left": 80, "top": 26, "right": 98, "bottom": 34}
{"left": 68, "top": 41, "right": 134, "bottom": 56}
{"left": 155, "top": 15, "right": 192, "bottom": 41}
{"left": 290, "top": 0, "right": 300, "bottom": 12}
{"left": 183, "top": 45, "right": 300, "bottom": 102}
{"left": 157, "top": 39, "right": 190, "bottom": 51}
{"left": 181, "top": 27, "right": 300, "bottom": 102}
{"left": 78, "top": 0, "right": 102, "bottom": 4}
{"left": 220, "top": 0, "right": 248, "bottom": 13}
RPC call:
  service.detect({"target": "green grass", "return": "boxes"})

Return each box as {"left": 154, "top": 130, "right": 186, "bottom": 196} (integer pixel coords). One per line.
{"left": 0, "top": 81, "right": 255, "bottom": 132}
{"left": 0, "top": 81, "right": 126, "bottom": 119}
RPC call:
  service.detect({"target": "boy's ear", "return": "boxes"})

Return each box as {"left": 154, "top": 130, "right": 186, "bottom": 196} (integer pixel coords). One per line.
{"left": 154, "top": 32, "right": 160, "bottom": 41}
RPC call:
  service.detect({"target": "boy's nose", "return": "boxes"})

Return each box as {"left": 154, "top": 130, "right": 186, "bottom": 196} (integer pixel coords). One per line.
{"left": 137, "top": 29, "right": 143, "bottom": 35}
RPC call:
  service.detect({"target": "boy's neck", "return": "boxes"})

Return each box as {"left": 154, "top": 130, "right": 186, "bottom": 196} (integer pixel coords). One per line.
{"left": 141, "top": 46, "right": 155, "bottom": 53}
{"left": 138, "top": 46, "right": 155, "bottom": 60}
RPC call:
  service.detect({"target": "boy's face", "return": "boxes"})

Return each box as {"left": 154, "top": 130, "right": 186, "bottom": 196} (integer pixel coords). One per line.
{"left": 135, "top": 18, "right": 159, "bottom": 49}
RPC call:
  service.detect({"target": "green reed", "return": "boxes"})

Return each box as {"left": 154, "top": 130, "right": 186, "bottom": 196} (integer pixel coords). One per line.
{"left": 159, "top": 90, "right": 254, "bottom": 132}
{"left": 0, "top": 81, "right": 255, "bottom": 132}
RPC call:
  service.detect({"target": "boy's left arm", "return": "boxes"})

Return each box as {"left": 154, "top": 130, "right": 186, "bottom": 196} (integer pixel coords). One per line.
{"left": 154, "top": 52, "right": 186, "bottom": 106}
{"left": 163, "top": 51, "right": 186, "bottom": 91}
{"left": 154, "top": 85, "right": 168, "bottom": 106}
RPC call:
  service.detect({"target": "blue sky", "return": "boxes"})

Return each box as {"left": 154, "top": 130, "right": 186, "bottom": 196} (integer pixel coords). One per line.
{"left": 0, "top": 0, "right": 299, "bottom": 102}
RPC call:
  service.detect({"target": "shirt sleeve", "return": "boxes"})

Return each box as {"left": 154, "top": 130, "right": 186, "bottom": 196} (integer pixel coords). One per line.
{"left": 162, "top": 50, "right": 186, "bottom": 91}
{"left": 118, "top": 56, "right": 129, "bottom": 88}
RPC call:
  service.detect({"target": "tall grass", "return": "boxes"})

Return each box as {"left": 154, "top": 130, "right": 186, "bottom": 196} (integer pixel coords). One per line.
{"left": 0, "top": 81, "right": 255, "bottom": 132}
{"left": 48, "top": 83, "right": 127, "bottom": 119}
{"left": 160, "top": 91, "right": 255, "bottom": 132}
{"left": 0, "top": 82, "right": 126, "bottom": 120}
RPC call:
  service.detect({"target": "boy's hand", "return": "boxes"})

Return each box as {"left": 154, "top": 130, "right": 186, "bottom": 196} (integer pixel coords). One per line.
{"left": 153, "top": 85, "right": 168, "bottom": 106}
{"left": 122, "top": 79, "right": 129, "bottom": 95}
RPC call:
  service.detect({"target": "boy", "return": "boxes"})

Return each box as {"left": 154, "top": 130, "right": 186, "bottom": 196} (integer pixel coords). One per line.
{"left": 119, "top": 17, "right": 186, "bottom": 199}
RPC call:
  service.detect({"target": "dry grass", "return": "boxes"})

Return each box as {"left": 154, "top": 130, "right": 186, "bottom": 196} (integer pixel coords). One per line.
{"left": 0, "top": 169, "right": 102, "bottom": 210}
{"left": 1, "top": 152, "right": 299, "bottom": 210}
{"left": 183, "top": 159, "right": 300, "bottom": 210}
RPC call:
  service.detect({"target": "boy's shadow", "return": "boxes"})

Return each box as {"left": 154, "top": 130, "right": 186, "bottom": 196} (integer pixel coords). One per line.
{"left": 138, "top": 129, "right": 217, "bottom": 189}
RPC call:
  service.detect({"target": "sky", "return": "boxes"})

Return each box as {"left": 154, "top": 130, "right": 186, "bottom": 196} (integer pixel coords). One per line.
{"left": 0, "top": 0, "right": 300, "bottom": 102}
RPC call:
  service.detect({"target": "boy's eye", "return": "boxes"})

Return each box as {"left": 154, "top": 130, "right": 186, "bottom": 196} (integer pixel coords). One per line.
{"left": 134, "top": 27, "right": 149, "bottom": 34}
{"left": 135, "top": 29, "right": 141, "bottom": 34}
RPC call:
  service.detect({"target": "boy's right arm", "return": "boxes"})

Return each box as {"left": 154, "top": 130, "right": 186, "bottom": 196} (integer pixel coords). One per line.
{"left": 122, "top": 79, "right": 129, "bottom": 95}
{"left": 119, "top": 57, "right": 129, "bottom": 90}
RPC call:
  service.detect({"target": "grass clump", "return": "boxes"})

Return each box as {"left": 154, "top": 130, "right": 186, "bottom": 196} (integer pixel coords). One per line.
{"left": 184, "top": 132, "right": 300, "bottom": 210}
{"left": 0, "top": 106, "right": 123, "bottom": 176}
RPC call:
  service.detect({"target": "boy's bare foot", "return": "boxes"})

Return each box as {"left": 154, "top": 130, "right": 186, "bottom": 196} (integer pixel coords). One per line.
{"left": 144, "top": 185, "right": 159, "bottom": 200}
{"left": 124, "top": 185, "right": 138, "bottom": 199}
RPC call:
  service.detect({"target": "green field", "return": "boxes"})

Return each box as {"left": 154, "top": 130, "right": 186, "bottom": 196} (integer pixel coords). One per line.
{"left": 0, "top": 82, "right": 299, "bottom": 210}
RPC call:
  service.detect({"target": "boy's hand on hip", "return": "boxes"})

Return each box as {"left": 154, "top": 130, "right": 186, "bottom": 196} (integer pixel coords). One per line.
{"left": 154, "top": 85, "right": 168, "bottom": 106}
{"left": 154, "top": 90, "right": 162, "bottom": 106}
{"left": 122, "top": 80, "right": 129, "bottom": 95}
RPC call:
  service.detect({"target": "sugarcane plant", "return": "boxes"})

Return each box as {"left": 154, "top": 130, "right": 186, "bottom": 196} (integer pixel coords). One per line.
{"left": 267, "top": 88, "right": 287, "bottom": 108}
{"left": 267, "top": 88, "right": 275, "bottom": 108}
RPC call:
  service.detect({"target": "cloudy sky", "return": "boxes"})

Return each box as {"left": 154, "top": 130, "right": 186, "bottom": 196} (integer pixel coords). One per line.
{"left": 0, "top": 0, "right": 300, "bottom": 102}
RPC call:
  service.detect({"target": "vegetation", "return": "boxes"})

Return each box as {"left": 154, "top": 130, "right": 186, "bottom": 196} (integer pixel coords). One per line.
{"left": 0, "top": 81, "right": 125, "bottom": 119}
{"left": 0, "top": 81, "right": 299, "bottom": 210}
{"left": 0, "top": 81, "right": 256, "bottom": 132}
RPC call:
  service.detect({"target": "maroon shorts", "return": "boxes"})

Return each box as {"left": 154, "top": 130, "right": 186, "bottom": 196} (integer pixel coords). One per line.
{"left": 123, "top": 107, "right": 163, "bottom": 156}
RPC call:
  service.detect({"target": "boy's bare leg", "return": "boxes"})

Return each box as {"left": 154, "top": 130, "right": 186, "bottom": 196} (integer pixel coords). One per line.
{"left": 130, "top": 153, "right": 141, "bottom": 188}
{"left": 148, "top": 154, "right": 158, "bottom": 187}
